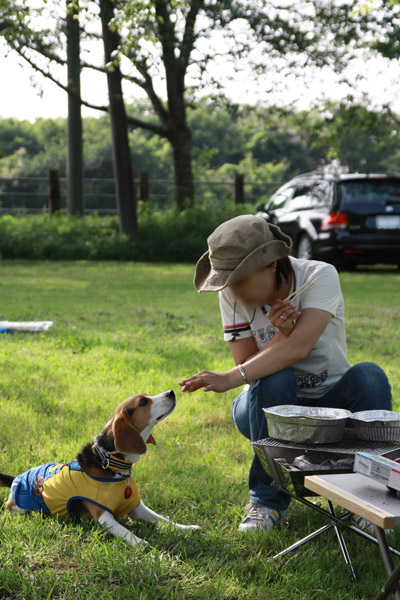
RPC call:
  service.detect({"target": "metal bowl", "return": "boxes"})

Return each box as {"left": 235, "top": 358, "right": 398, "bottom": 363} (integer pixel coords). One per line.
{"left": 351, "top": 410, "right": 400, "bottom": 442}
{"left": 263, "top": 405, "right": 351, "bottom": 444}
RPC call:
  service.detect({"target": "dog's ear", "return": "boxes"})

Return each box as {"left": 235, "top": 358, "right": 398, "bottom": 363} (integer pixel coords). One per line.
{"left": 112, "top": 413, "right": 147, "bottom": 455}
{"left": 146, "top": 434, "right": 156, "bottom": 445}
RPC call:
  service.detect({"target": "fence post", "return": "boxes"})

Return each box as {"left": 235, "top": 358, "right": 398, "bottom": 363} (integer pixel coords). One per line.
{"left": 48, "top": 169, "right": 61, "bottom": 214}
{"left": 233, "top": 174, "right": 244, "bottom": 204}
{"left": 138, "top": 171, "right": 149, "bottom": 201}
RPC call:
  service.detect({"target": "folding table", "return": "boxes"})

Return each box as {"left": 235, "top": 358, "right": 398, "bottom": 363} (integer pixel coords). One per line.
{"left": 305, "top": 473, "right": 400, "bottom": 600}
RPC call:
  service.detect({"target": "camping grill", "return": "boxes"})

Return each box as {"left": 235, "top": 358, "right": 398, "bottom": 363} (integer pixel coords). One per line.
{"left": 253, "top": 429, "right": 400, "bottom": 497}
{"left": 252, "top": 429, "right": 400, "bottom": 595}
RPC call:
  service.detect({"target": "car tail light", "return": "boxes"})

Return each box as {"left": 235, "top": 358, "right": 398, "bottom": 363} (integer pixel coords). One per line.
{"left": 320, "top": 212, "right": 349, "bottom": 231}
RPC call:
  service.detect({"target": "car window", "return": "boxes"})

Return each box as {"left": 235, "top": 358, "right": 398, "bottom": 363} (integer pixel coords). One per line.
{"left": 285, "top": 185, "right": 313, "bottom": 211}
{"left": 268, "top": 187, "right": 295, "bottom": 211}
{"left": 293, "top": 185, "right": 313, "bottom": 198}
{"left": 310, "top": 181, "right": 331, "bottom": 207}
{"left": 338, "top": 180, "right": 400, "bottom": 207}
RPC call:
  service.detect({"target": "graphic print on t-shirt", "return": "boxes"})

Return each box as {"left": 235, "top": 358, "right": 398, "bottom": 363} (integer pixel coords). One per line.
{"left": 295, "top": 370, "right": 328, "bottom": 389}
{"left": 256, "top": 325, "right": 278, "bottom": 345}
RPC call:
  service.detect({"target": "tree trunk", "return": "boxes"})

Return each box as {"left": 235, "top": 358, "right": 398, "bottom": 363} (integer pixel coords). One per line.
{"left": 48, "top": 168, "right": 61, "bottom": 214}
{"left": 99, "top": 0, "right": 138, "bottom": 237}
{"left": 169, "top": 126, "right": 195, "bottom": 211}
{"left": 66, "top": 0, "right": 84, "bottom": 215}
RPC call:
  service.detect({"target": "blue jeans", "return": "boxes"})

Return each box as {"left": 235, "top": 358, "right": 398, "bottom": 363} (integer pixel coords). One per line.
{"left": 231, "top": 362, "right": 392, "bottom": 511}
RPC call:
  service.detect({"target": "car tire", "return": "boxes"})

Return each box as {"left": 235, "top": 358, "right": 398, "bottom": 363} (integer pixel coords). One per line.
{"left": 296, "top": 234, "right": 314, "bottom": 260}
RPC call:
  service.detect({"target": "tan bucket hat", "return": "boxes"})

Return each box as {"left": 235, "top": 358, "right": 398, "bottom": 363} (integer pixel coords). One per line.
{"left": 194, "top": 214, "right": 292, "bottom": 292}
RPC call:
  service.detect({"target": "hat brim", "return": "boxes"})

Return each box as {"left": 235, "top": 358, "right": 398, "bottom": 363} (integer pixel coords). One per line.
{"left": 193, "top": 250, "right": 233, "bottom": 292}
{"left": 193, "top": 224, "right": 292, "bottom": 293}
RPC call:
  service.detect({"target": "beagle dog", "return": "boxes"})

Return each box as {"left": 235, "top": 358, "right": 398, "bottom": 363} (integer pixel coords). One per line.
{"left": 0, "top": 390, "right": 199, "bottom": 548}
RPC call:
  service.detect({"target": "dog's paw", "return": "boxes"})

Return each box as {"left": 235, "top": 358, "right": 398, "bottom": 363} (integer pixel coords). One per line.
{"left": 132, "top": 538, "right": 150, "bottom": 549}
{"left": 177, "top": 524, "right": 200, "bottom": 531}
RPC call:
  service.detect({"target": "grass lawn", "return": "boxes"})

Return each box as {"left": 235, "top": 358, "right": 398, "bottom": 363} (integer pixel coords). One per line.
{"left": 0, "top": 261, "right": 399, "bottom": 600}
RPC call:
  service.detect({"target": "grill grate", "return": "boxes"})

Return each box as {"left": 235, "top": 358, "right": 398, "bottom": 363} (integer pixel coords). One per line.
{"left": 253, "top": 428, "right": 400, "bottom": 455}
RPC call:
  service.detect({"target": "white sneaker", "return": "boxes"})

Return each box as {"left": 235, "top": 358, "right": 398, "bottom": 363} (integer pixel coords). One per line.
{"left": 238, "top": 503, "right": 286, "bottom": 533}
{"left": 352, "top": 514, "right": 375, "bottom": 534}
{"left": 352, "top": 515, "right": 393, "bottom": 535}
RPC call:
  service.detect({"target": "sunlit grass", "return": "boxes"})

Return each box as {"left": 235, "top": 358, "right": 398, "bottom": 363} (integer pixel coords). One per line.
{"left": 0, "top": 261, "right": 399, "bottom": 599}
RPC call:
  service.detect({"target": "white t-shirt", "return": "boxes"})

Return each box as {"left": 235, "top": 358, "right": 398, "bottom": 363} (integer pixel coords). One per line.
{"left": 218, "top": 256, "right": 351, "bottom": 399}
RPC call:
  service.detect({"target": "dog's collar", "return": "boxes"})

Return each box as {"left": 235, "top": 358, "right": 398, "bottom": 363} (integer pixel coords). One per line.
{"left": 92, "top": 442, "right": 132, "bottom": 477}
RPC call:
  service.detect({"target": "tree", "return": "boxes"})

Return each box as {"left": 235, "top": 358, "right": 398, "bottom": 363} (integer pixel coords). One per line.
{"left": 0, "top": 0, "right": 144, "bottom": 234}
{"left": 111, "top": 0, "right": 361, "bottom": 209}
{"left": 66, "top": 0, "right": 84, "bottom": 215}
{"left": 3, "top": 0, "right": 358, "bottom": 211}
{"left": 99, "top": 0, "right": 138, "bottom": 236}
{"left": 4, "top": 0, "right": 399, "bottom": 214}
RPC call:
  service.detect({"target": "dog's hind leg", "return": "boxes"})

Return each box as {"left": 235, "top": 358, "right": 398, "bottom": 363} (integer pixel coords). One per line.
{"left": 1, "top": 474, "right": 28, "bottom": 514}
{"left": 81, "top": 500, "right": 148, "bottom": 549}
{"left": 129, "top": 501, "right": 200, "bottom": 531}
{"left": 5, "top": 494, "right": 28, "bottom": 514}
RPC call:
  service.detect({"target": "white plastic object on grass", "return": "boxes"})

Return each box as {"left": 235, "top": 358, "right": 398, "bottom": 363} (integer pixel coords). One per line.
{"left": 0, "top": 321, "right": 53, "bottom": 332}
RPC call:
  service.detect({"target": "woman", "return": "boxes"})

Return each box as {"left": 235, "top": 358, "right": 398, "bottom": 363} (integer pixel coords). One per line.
{"left": 179, "top": 214, "right": 392, "bottom": 533}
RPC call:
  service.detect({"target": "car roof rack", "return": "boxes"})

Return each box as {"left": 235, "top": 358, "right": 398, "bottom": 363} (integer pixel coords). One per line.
{"left": 292, "top": 159, "right": 350, "bottom": 183}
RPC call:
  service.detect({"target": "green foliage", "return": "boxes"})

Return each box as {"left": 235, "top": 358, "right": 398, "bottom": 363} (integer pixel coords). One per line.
{"left": 0, "top": 203, "right": 255, "bottom": 262}
{"left": 3, "top": 99, "right": 400, "bottom": 212}
{"left": 311, "top": 101, "right": 400, "bottom": 173}
{"left": 0, "top": 261, "right": 398, "bottom": 599}
{"left": 1, "top": 99, "right": 400, "bottom": 214}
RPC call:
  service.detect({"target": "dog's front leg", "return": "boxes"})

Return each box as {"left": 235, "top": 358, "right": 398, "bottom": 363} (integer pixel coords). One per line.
{"left": 97, "top": 511, "right": 149, "bottom": 548}
{"left": 129, "top": 501, "right": 200, "bottom": 531}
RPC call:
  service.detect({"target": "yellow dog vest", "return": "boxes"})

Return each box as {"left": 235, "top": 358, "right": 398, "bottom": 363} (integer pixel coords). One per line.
{"left": 12, "top": 461, "right": 140, "bottom": 518}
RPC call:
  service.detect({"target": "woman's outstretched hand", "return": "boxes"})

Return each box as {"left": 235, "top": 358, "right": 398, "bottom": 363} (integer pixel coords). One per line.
{"left": 179, "top": 369, "right": 240, "bottom": 393}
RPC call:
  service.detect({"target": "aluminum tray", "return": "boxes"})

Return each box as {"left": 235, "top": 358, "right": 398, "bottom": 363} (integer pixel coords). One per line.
{"left": 263, "top": 405, "right": 351, "bottom": 444}
{"left": 351, "top": 410, "right": 400, "bottom": 442}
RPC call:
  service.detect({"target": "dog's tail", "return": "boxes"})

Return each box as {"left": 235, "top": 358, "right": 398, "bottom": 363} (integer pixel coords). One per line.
{"left": 0, "top": 473, "right": 15, "bottom": 488}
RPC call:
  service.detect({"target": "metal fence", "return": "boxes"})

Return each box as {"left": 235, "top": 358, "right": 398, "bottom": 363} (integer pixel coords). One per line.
{"left": 0, "top": 172, "right": 283, "bottom": 214}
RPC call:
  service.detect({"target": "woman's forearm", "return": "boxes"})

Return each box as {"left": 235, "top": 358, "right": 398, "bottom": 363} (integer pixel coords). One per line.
{"left": 235, "top": 330, "right": 290, "bottom": 364}
{"left": 180, "top": 309, "right": 331, "bottom": 394}
{"left": 228, "top": 334, "right": 306, "bottom": 388}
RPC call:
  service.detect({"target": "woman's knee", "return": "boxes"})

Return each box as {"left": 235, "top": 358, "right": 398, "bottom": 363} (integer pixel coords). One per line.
{"left": 347, "top": 362, "right": 392, "bottom": 410}
{"left": 231, "top": 391, "right": 251, "bottom": 440}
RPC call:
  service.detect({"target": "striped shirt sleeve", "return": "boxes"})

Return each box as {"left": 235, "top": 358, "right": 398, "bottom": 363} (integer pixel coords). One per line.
{"left": 218, "top": 288, "right": 252, "bottom": 342}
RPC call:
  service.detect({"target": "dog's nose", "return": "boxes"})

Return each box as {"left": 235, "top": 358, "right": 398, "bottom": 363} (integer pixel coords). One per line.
{"left": 166, "top": 390, "right": 175, "bottom": 398}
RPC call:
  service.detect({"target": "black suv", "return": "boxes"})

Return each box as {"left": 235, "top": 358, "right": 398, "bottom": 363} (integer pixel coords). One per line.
{"left": 256, "top": 169, "right": 400, "bottom": 268}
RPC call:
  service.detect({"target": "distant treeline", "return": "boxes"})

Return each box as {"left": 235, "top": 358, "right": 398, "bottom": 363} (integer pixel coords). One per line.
{"left": 1, "top": 98, "right": 400, "bottom": 205}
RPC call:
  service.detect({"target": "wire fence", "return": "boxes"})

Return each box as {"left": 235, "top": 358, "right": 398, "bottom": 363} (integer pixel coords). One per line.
{"left": 0, "top": 173, "right": 283, "bottom": 214}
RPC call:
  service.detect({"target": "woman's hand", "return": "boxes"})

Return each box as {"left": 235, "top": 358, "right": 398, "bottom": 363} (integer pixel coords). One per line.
{"left": 268, "top": 299, "right": 301, "bottom": 336}
{"left": 179, "top": 368, "right": 241, "bottom": 393}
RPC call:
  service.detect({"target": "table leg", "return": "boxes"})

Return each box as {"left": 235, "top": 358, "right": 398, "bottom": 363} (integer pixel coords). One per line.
{"left": 348, "top": 525, "right": 400, "bottom": 558}
{"left": 270, "top": 522, "right": 334, "bottom": 561}
{"left": 328, "top": 500, "right": 356, "bottom": 582}
{"left": 374, "top": 525, "right": 400, "bottom": 600}
{"left": 375, "top": 563, "right": 400, "bottom": 600}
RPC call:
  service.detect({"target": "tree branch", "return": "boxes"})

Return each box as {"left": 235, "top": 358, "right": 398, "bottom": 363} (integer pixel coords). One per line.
{"left": 180, "top": 0, "right": 204, "bottom": 68}
{"left": 125, "top": 114, "right": 169, "bottom": 136}
{"left": 80, "top": 60, "right": 107, "bottom": 73}
{"left": 11, "top": 41, "right": 169, "bottom": 136}
{"left": 154, "top": 0, "right": 176, "bottom": 64}
{"left": 9, "top": 43, "right": 110, "bottom": 111}
{"left": 135, "top": 65, "right": 170, "bottom": 126}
